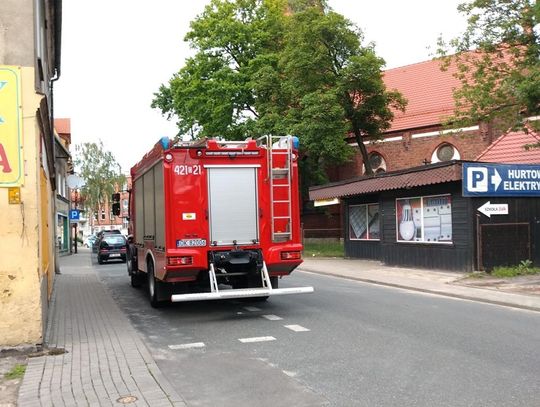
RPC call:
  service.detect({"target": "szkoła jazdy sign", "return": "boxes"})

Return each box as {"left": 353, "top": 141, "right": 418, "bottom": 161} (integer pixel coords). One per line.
{"left": 463, "top": 163, "right": 540, "bottom": 197}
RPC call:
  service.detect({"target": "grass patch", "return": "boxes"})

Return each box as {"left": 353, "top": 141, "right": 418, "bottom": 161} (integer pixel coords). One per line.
{"left": 303, "top": 241, "right": 344, "bottom": 258}
{"left": 4, "top": 364, "right": 26, "bottom": 380}
{"left": 492, "top": 260, "right": 540, "bottom": 278}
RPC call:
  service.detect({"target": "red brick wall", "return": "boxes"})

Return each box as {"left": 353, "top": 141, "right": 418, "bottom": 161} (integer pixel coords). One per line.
{"left": 328, "top": 124, "right": 495, "bottom": 181}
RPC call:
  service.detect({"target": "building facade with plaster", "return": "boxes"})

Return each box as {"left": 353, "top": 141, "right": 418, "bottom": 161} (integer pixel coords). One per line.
{"left": 0, "top": 0, "right": 62, "bottom": 346}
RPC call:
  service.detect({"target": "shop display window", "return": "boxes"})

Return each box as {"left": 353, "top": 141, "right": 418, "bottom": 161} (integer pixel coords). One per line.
{"left": 349, "top": 204, "right": 380, "bottom": 240}
{"left": 396, "top": 195, "right": 452, "bottom": 243}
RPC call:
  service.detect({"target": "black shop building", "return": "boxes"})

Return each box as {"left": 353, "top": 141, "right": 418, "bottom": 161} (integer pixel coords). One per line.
{"left": 309, "top": 161, "right": 540, "bottom": 272}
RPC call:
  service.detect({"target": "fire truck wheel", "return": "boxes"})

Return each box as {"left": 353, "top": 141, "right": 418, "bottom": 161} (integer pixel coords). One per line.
{"left": 147, "top": 261, "right": 166, "bottom": 308}
{"left": 127, "top": 246, "right": 138, "bottom": 273}
{"left": 270, "top": 276, "right": 278, "bottom": 288}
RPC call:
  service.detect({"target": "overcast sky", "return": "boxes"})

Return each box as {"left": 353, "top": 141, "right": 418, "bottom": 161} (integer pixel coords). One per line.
{"left": 55, "top": 0, "right": 466, "bottom": 173}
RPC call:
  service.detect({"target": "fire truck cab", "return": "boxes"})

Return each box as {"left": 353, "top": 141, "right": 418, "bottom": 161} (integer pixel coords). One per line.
{"left": 127, "top": 136, "right": 313, "bottom": 307}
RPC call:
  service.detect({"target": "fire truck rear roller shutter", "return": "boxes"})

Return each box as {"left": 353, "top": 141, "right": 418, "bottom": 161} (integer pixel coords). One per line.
{"left": 207, "top": 167, "right": 259, "bottom": 246}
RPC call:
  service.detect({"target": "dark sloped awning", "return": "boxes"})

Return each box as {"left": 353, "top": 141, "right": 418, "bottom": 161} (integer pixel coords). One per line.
{"left": 309, "top": 161, "right": 464, "bottom": 201}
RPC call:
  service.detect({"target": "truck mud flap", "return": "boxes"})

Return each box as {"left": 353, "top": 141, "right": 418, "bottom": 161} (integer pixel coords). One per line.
{"left": 170, "top": 261, "right": 314, "bottom": 303}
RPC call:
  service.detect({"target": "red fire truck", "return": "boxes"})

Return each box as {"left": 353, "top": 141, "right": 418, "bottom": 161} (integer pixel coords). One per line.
{"left": 126, "top": 135, "right": 313, "bottom": 307}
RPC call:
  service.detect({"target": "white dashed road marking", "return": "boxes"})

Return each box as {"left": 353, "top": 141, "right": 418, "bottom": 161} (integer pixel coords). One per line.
{"left": 284, "top": 325, "right": 310, "bottom": 332}
{"left": 243, "top": 306, "right": 261, "bottom": 312}
{"left": 238, "top": 336, "right": 276, "bottom": 343}
{"left": 168, "top": 342, "right": 205, "bottom": 350}
{"left": 262, "top": 314, "right": 283, "bottom": 321}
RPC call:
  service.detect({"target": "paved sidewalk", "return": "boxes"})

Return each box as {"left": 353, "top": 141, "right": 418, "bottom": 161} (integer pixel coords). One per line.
{"left": 299, "top": 258, "right": 540, "bottom": 312}
{"left": 18, "top": 253, "right": 186, "bottom": 407}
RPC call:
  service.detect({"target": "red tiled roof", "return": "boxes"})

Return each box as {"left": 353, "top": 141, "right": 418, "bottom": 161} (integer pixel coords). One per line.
{"left": 54, "top": 118, "right": 71, "bottom": 134}
{"left": 309, "top": 161, "right": 463, "bottom": 201}
{"left": 383, "top": 59, "right": 461, "bottom": 132}
{"left": 476, "top": 129, "right": 540, "bottom": 164}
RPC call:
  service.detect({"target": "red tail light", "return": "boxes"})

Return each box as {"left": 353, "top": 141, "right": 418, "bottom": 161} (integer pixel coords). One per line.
{"left": 281, "top": 251, "right": 301, "bottom": 260}
{"left": 99, "top": 248, "right": 108, "bottom": 253}
{"left": 168, "top": 256, "right": 193, "bottom": 266}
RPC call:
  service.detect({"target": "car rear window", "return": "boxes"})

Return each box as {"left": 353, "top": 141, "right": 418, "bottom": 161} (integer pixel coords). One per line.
{"left": 103, "top": 236, "right": 126, "bottom": 244}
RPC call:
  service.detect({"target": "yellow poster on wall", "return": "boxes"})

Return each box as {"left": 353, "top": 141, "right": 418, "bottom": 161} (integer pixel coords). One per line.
{"left": 0, "top": 66, "right": 23, "bottom": 187}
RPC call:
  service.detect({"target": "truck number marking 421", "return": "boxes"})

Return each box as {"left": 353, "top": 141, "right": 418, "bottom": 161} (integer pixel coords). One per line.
{"left": 174, "top": 165, "right": 201, "bottom": 176}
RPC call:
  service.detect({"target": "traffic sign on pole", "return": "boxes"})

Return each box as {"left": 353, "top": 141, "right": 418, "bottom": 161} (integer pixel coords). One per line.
{"left": 69, "top": 209, "right": 80, "bottom": 222}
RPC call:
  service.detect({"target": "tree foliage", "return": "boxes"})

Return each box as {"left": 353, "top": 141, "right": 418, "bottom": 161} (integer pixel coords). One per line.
{"left": 151, "top": 0, "right": 284, "bottom": 140}
{"left": 74, "top": 141, "right": 126, "bottom": 216}
{"left": 276, "top": 6, "right": 406, "bottom": 175}
{"left": 438, "top": 0, "right": 540, "bottom": 132}
{"left": 152, "top": 0, "right": 406, "bottom": 181}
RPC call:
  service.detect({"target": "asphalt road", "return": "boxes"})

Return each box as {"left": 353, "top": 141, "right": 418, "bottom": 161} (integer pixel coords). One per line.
{"left": 90, "top": 255, "right": 540, "bottom": 407}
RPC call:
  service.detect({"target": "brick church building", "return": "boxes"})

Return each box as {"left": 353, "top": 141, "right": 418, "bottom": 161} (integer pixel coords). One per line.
{"left": 303, "top": 58, "right": 503, "bottom": 236}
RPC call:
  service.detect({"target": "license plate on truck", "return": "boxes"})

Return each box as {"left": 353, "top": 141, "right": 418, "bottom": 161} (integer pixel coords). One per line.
{"left": 176, "top": 239, "right": 207, "bottom": 247}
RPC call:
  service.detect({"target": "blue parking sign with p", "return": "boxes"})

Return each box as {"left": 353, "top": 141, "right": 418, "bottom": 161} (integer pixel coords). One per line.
{"left": 463, "top": 162, "right": 540, "bottom": 197}
{"left": 69, "top": 210, "right": 80, "bottom": 221}
{"left": 467, "top": 167, "right": 488, "bottom": 192}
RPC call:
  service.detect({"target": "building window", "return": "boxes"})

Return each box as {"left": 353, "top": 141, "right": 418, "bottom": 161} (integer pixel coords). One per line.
{"left": 363, "top": 152, "right": 387, "bottom": 174}
{"left": 396, "top": 195, "right": 452, "bottom": 243}
{"left": 57, "top": 214, "right": 69, "bottom": 252}
{"left": 110, "top": 211, "right": 115, "bottom": 221}
{"left": 123, "top": 199, "right": 128, "bottom": 209}
{"left": 349, "top": 204, "right": 380, "bottom": 240}
{"left": 93, "top": 211, "right": 98, "bottom": 221}
{"left": 431, "top": 143, "right": 460, "bottom": 163}
{"left": 101, "top": 209, "right": 106, "bottom": 221}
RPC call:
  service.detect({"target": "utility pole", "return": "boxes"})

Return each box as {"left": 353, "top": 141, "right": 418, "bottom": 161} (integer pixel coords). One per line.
{"left": 67, "top": 174, "right": 85, "bottom": 254}
{"left": 73, "top": 189, "right": 78, "bottom": 254}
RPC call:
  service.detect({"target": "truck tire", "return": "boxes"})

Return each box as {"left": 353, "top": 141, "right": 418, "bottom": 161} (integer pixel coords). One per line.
{"left": 127, "top": 245, "right": 138, "bottom": 274}
{"left": 147, "top": 260, "right": 166, "bottom": 308}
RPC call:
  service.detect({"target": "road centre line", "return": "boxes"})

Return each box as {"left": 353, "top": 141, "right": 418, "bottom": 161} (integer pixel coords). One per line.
{"left": 284, "top": 325, "right": 310, "bottom": 332}
{"left": 262, "top": 314, "right": 283, "bottom": 321}
{"left": 238, "top": 336, "right": 276, "bottom": 343}
{"left": 168, "top": 342, "right": 205, "bottom": 350}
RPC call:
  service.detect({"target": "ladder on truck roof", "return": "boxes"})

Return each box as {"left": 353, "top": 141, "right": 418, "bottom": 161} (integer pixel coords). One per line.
{"left": 267, "top": 135, "right": 294, "bottom": 242}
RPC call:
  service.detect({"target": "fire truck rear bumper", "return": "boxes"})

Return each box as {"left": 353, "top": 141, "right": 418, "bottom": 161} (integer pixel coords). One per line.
{"left": 170, "top": 286, "right": 314, "bottom": 302}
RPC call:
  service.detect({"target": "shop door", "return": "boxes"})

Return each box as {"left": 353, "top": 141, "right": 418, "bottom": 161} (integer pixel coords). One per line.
{"left": 479, "top": 223, "right": 530, "bottom": 271}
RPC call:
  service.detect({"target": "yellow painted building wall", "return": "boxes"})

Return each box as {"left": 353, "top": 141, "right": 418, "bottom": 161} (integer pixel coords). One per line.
{"left": 0, "top": 67, "right": 53, "bottom": 345}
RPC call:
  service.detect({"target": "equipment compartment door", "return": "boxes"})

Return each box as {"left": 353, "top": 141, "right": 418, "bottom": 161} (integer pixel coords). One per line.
{"left": 207, "top": 166, "right": 259, "bottom": 245}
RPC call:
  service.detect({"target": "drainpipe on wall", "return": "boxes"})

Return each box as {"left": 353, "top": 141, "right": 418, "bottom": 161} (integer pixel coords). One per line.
{"left": 51, "top": 0, "right": 62, "bottom": 272}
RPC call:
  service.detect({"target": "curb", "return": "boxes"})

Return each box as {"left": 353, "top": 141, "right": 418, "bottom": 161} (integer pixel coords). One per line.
{"left": 299, "top": 268, "right": 540, "bottom": 313}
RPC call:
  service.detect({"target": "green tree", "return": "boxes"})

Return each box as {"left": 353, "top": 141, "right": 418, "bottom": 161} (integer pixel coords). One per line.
{"left": 438, "top": 0, "right": 540, "bottom": 132}
{"left": 151, "top": 0, "right": 286, "bottom": 140}
{"left": 152, "top": 0, "right": 405, "bottom": 179}
{"left": 275, "top": 6, "right": 406, "bottom": 176}
{"left": 74, "top": 141, "right": 126, "bottom": 219}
